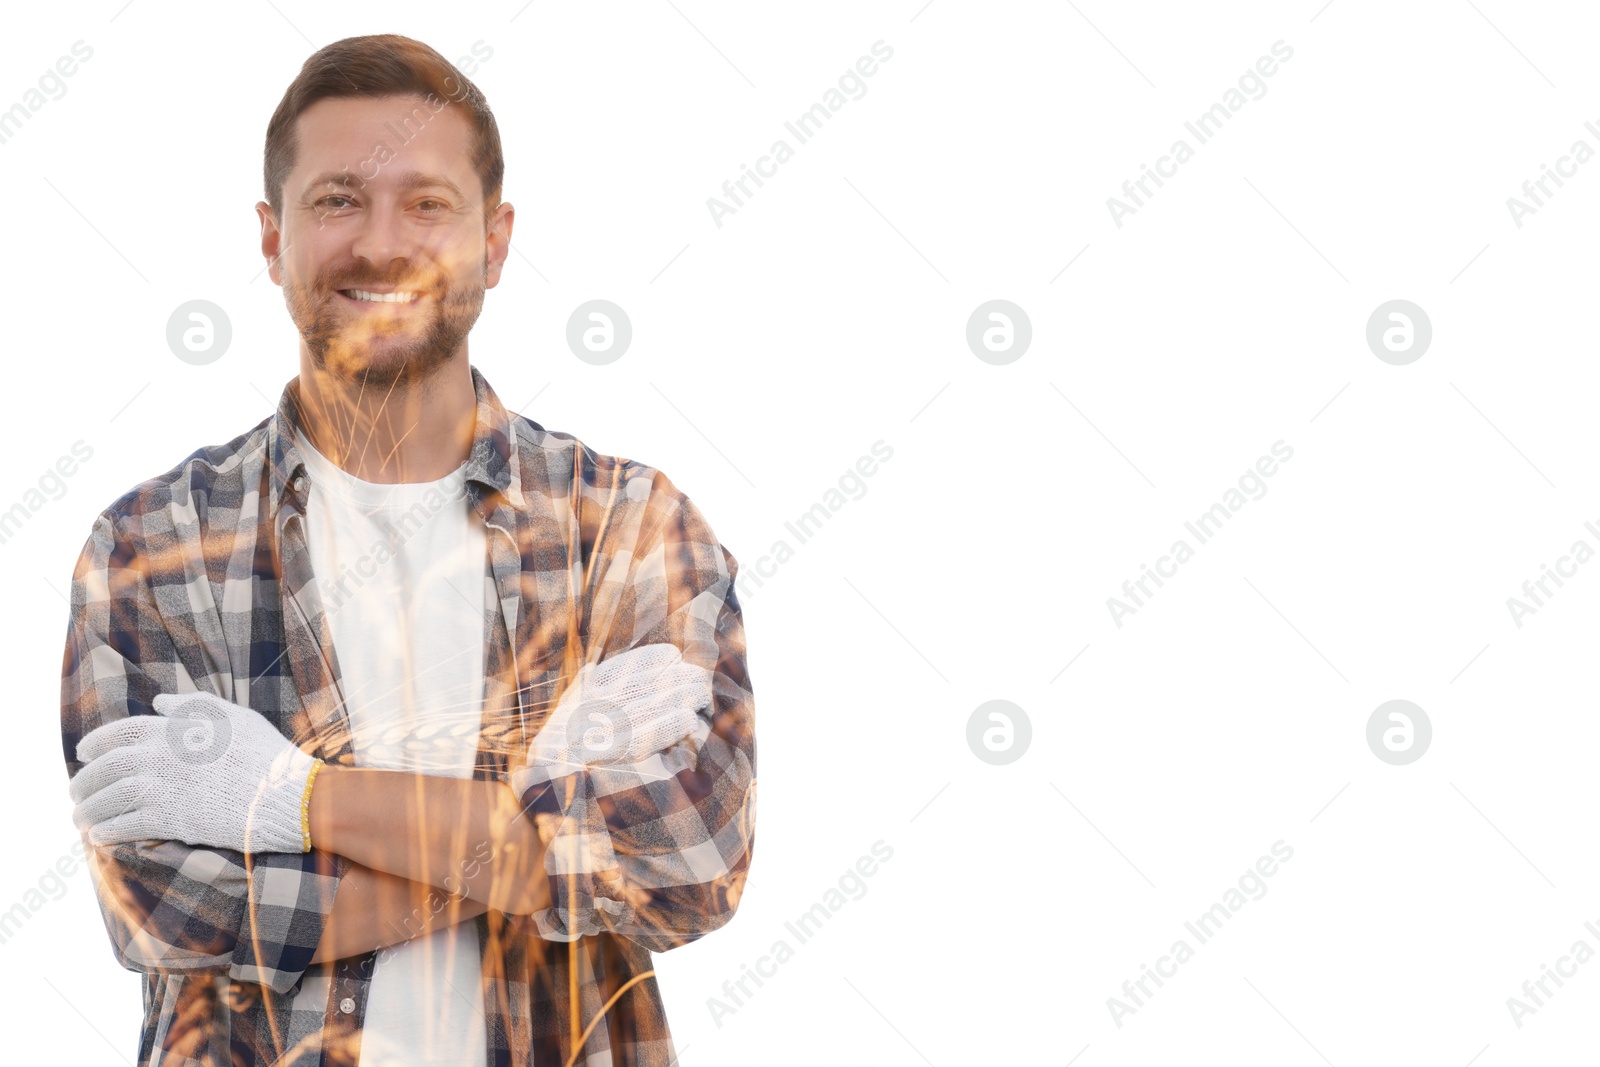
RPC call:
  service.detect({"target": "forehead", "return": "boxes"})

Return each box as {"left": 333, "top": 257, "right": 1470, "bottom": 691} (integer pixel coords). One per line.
{"left": 290, "top": 93, "right": 478, "bottom": 189}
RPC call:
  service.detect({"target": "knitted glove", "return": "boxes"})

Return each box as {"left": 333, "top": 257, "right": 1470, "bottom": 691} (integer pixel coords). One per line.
{"left": 511, "top": 643, "right": 712, "bottom": 794}
{"left": 69, "top": 691, "right": 321, "bottom": 853}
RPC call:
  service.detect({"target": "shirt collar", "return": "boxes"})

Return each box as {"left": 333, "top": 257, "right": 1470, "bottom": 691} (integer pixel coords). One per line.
{"left": 265, "top": 363, "right": 523, "bottom": 520}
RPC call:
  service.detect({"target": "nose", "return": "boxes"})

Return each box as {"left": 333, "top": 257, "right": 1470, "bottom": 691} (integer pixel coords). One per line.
{"left": 348, "top": 201, "right": 419, "bottom": 278}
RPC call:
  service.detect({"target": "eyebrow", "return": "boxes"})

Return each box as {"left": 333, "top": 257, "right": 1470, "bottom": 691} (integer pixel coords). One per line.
{"left": 302, "top": 169, "right": 471, "bottom": 202}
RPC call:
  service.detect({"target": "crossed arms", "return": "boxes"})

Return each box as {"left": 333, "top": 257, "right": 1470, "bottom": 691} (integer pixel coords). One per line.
{"left": 304, "top": 770, "right": 544, "bottom": 964}
{"left": 61, "top": 483, "right": 756, "bottom": 993}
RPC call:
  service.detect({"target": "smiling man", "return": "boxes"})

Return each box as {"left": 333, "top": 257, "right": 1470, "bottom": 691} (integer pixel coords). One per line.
{"left": 59, "top": 34, "right": 756, "bottom": 1067}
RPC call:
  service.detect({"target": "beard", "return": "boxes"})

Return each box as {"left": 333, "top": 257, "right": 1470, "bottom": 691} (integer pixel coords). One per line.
{"left": 283, "top": 256, "right": 486, "bottom": 390}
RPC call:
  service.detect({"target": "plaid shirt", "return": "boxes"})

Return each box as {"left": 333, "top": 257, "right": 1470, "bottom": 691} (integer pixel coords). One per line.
{"left": 60, "top": 364, "right": 758, "bottom": 1066}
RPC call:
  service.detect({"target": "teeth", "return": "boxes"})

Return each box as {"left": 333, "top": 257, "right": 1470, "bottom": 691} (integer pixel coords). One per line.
{"left": 345, "top": 289, "right": 419, "bottom": 303}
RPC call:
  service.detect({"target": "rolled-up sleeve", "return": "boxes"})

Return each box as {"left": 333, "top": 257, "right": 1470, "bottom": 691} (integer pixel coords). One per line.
{"left": 516, "top": 481, "right": 757, "bottom": 951}
{"left": 61, "top": 511, "right": 347, "bottom": 994}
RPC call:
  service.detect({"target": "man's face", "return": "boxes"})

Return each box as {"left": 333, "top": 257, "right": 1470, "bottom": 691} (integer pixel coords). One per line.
{"left": 258, "top": 93, "right": 512, "bottom": 388}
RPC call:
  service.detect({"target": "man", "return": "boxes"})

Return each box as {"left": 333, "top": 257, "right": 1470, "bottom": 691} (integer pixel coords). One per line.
{"left": 58, "top": 33, "right": 756, "bottom": 1067}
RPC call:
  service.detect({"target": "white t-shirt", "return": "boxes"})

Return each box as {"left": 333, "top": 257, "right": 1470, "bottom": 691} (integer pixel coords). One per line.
{"left": 295, "top": 428, "right": 489, "bottom": 1067}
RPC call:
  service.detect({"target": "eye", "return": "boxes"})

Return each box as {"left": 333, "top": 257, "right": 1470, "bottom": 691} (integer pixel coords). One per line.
{"left": 315, "top": 195, "right": 355, "bottom": 212}
{"left": 417, "top": 199, "right": 448, "bottom": 214}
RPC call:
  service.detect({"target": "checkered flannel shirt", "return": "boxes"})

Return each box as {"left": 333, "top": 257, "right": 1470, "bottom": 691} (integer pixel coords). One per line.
{"left": 59, "top": 364, "right": 758, "bottom": 1066}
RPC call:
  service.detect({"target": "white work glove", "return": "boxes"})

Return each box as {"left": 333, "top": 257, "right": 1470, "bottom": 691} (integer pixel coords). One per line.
{"left": 69, "top": 691, "right": 321, "bottom": 854}
{"left": 511, "top": 643, "right": 712, "bottom": 795}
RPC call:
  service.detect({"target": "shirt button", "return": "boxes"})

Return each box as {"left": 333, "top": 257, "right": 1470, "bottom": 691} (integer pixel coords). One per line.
{"left": 339, "top": 997, "right": 355, "bottom": 1014}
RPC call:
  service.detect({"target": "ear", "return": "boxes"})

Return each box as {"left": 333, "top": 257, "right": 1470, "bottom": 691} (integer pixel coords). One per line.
{"left": 256, "top": 200, "right": 286, "bottom": 286}
{"left": 484, "top": 200, "right": 514, "bottom": 290}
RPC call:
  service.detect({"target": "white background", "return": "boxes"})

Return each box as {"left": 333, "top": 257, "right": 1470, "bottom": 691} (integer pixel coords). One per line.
{"left": 3, "top": 1, "right": 1598, "bottom": 1064}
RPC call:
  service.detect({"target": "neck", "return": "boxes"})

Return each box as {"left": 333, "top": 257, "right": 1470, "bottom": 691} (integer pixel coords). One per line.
{"left": 292, "top": 356, "right": 476, "bottom": 484}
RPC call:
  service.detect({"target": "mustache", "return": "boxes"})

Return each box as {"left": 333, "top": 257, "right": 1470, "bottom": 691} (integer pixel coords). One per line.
{"left": 319, "top": 270, "right": 441, "bottom": 293}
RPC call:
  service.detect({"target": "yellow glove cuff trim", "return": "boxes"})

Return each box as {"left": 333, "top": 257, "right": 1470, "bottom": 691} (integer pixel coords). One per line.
{"left": 300, "top": 758, "right": 324, "bottom": 853}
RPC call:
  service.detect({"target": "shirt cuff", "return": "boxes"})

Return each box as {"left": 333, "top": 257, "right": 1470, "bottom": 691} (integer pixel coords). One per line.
{"left": 227, "top": 847, "right": 349, "bottom": 993}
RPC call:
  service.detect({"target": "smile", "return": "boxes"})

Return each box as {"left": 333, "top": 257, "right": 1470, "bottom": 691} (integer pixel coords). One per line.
{"left": 338, "top": 289, "right": 421, "bottom": 304}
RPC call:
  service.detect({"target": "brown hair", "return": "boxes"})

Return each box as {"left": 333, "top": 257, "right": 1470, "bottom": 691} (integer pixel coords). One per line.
{"left": 263, "top": 34, "right": 503, "bottom": 224}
